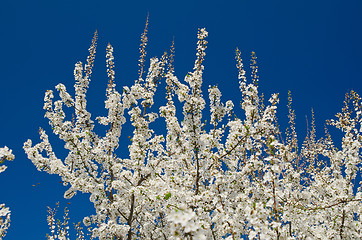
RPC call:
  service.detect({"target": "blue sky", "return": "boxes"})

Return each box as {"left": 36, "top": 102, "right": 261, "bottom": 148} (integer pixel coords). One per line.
{"left": 1, "top": 0, "right": 362, "bottom": 238}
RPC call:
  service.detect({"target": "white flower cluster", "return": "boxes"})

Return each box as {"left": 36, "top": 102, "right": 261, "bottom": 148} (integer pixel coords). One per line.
{"left": 167, "top": 206, "right": 206, "bottom": 240}
{"left": 0, "top": 146, "right": 14, "bottom": 174}
{"left": 46, "top": 203, "right": 71, "bottom": 240}
{"left": 0, "top": 146, "right": 14, "bottom": 239}
{"left": 0, "top": 204, "right": 10, "bottom": 240}
{"left": 24, "top": 27, "right": 362, "bottom": 240}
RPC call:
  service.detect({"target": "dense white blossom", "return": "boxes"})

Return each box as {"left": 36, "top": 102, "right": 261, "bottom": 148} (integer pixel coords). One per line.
{"left": 24, "top": 26, "right": 362, "bottom": 240}
{"left": 0, "top": 146, "right": 14, "bottom": 239}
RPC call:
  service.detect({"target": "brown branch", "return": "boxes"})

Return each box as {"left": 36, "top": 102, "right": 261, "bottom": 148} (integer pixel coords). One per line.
{"left": 308, "top": 198, "right": 362, "bottom": 211}
{"left": 127, "top": 194, "right": 135, "bottom": 240}
{"left": 339, "top": 209, "right": 345, "bottom": 239}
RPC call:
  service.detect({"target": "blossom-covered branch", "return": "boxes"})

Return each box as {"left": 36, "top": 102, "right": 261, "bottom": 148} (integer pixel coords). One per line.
{"left": 0, "top": 146, "right": 14, "bottom": 239}
{"left": 24, "top": 23, "right": 362, "bottom": 239}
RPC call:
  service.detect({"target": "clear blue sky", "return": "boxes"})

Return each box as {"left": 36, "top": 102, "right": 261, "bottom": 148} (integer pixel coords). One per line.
{"left": 1, "top": 0, "right": 362, "bottom": 238}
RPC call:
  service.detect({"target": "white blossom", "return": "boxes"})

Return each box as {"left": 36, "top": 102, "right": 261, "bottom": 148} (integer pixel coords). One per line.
{"left": 0, "top": 146, "right": 14, "bottom": 239}
{"left": 22, "top": 26, "right": 362, "bottom": 240}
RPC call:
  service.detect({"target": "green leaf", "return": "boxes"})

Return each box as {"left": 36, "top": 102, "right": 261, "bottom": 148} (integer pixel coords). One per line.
{"left": 164, "top": 192, "right": 171, "bottom": 200}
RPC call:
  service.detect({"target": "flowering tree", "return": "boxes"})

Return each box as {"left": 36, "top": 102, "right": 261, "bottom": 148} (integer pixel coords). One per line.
{"left": 24, "top": 21, "right": 362, "bottom": 239}
{"left": 0, "top": 146, "right": 14, "bottom": 240}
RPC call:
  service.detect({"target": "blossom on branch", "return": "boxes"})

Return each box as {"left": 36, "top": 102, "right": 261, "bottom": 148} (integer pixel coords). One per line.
{"left": 24, "top": 23, "right": 362, "bottom": 239}
{"left": 0, "top": 146, "right": 14, "bottom": 239}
